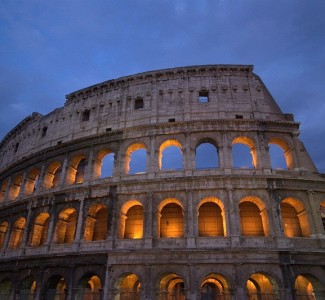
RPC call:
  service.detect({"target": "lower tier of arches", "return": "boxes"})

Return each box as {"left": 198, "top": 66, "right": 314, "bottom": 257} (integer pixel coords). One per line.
{"left": 0, "top": 250, "right": 324, "bottom": 300}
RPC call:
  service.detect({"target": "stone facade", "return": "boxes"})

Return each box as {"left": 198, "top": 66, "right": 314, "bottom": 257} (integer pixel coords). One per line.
{"left": 0, "top": 65, "right": 324, "bottom": 300}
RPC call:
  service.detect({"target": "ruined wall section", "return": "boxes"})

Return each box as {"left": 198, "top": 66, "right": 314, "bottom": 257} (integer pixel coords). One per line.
{"left": 0, "top": 65, "right": 292, "bottom": 171}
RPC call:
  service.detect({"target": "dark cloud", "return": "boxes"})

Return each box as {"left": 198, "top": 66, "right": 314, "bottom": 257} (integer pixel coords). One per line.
{"left": 0, "top": 0, "right": 325, "bottom": 169}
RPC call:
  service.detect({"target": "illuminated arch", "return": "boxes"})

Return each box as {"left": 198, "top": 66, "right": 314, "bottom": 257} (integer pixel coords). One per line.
{"left": 200, "top": 273, "right": 230, "bottom": 299}
{"left": 76, "top": 273, "right": 102, "bottom": 300}
{"left": 280, "top": 198, "right": 310, "bottom": 237}
{"left": 159, "top": 139, "right": 183, "bottom": 170}
{"left": 44, "top": 160, "right": 62, "bottom": 189}
{"left": 0, "top": 222, "right": 8, "bottom": 249}
{"left": 125, "top": 143, "right": 148, "bottom": 174}
{"left": 94, "top": 148, "right": 115, "bottom": 179}
{"left": 66, "top": 154, "right": 87, "bottom": 185}
{"left": 29, "top": 212, "right": 50, "bottom": 247}
{"left": 0, "top": 179, "right": 8, "bottom": 201}
{"left": 44, "top": 275, "right": 67, "bottom": 300}
{"left": 158, "top": 273, "right": 185, "bottom": 300}
{"left": 9, "top": 217, "right": 26, "bottom": 249}
{"left": 239, "top": 196, "right": 269, "bottom": 236}
{"left": 54, "top": 208, "right": 77, "bottom": 244}
{"left": 198, "top": 197, "right": 225, "bottom": 237}
{"left": 232, "top": 136, "right": 257, "bottom": 169}
{"left": 195, "top": 138, "right": 219, "bottom": 169}
{"left": 19, "top": 276, "right": 36, "bottom": 300}
{"left": 114, "top": 273, "right": 141, "bottom": 300}
{"left": 246, "top": 272, "right": 279, "bottom": 299}
{"left": 8, "top": 174, "right": 23, "bottom": 200}
{"left": 158, "top": 199, "right": 184, "bottom": 238}
{"left": 24, "top": 167, "right": 40, "bottom": 195}
{"left": 295, "top": 274, "right": 324, "bottom": 299}
{"left": 269, "top": 137, "right": 294, "bottom": 170}
{"left": 120, "top": 200, "right": 144, "bottom": 239}
{"left": 84, "top": 204, "right": 108, "bottom": 241}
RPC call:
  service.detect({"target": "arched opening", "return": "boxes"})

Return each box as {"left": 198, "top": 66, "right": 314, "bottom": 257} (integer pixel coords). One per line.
{"left": 84, "top": 204, "right": 108, "bottom": 241}
{"left": 0, "top": 222, "right": 9, "bottom": 249}
{"left": 159, "top": 200, "right": 184, "bottom": 238}
{"left": 195, "top": 141, "right": 219, "bottom": 169}
{"left": 124, "top": 205, "right": 144, "bottom": 239}
{"left": 0, "top": 179, "right": 8, "bottom": 201}
{"left": 8, "top": 174, "right": 23, "bottom": 200}
{"left": 232, "top": 137, "right": 256, "bottom": 169}
{"left": 0, "top": 278, "right": 11, "bottom": 300}
{"left": 119, "top": 201, "right": 143, "bottom": 239}
{"left": 94, "top": 149, "right": 115, "bottom": 179}
{"left": 44, "top": 161, "right": 62, "bottom": 189}
{"left": 158, "top": 273, "right": 185, "bottom": 300}
{"left": 125, "top": 143, "right": 147, "bottom": 174}
{"left": 200, "top": 273, "right": 230, "bottom": 300}
{"left": 19, "top": 276, "right": 36, "bottom": 300}
{"left": 295, "top": 274, "right": 325, "bottom": 299}
{"left": 159, "top": 140, "right": 183, "bottom": 171}
{"left": 45, "top": 275, "right": 67, "bottom": 300}
{"left": 320, "top": 201, "right": 325, "bottom": 232}
{"left": 268, "top": 144, "right": 288, "bottom": 170}
{"left": 246, "top": 273, "right": 279, "bottom": 300}
{"left": 280, "top": 198, "right": 310, "bottom": 237}
{"left": 76, "top": 274, "right": 102, "bottom": 300}
{"left": 29, "top": 212, "right": 50, "bottom": 247}
{"left": 269, "top": 138, "right": 294, "bottom": 170}
{"left": 24, "top": 168, "right": 40, "bottom": 195}
{"left": 198, "top": 200, "right": 225, "bottom": 237}
{"left": 239, "top": 200, "right": 266, "bottom": 237}
{"left": 66, "top": 154, "right": 87, "bottom": 185}
{"left": 114, "top": 273, "right": 141, "bottom": 300}
{"left": 9, "top": 217, "right": 26, "bottom": 249}
{"left": 54, "top": 208, "right": 77, "bottom": 244}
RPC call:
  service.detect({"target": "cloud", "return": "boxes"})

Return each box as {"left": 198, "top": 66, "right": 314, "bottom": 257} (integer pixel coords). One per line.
{"left": 0, "top": 0, "right": 324, "bottom": 169}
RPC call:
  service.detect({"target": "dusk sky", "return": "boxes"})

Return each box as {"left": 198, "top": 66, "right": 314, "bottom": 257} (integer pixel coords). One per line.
{"left": 0, "top": 1, "right": 325, "bottom": 170}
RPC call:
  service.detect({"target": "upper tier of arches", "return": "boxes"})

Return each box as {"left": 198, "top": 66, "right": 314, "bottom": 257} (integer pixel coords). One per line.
{"left": 0, "top": 133, "right": 315, "bottom": 203}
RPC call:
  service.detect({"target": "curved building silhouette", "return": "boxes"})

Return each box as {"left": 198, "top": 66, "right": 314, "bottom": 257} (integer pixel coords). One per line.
{"left": 0, "top": 65, "right": 324, "bottom": 299}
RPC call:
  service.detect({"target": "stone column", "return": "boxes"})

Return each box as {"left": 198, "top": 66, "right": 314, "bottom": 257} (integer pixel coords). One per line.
{"left": 59, "top": 155, "right": 69, "bottom": 187}
{"left": 222, "top": 132, "right": 232, "bottom": 171}
{"left": 226, "top": 188, "right": 240, "bottom": 237}
{"left": 148, "top": 135, "right": 158, "bottom": 174}
{"left": 307, "top": 191, "right": 324, "bottom": 236}
{"left": 185, "top": 133, "right": 195, "bottom": 172}
{"left": 102, "top": 261, "right": 111, "bottom": 300}
{"left": 18, "top": 170, "right": 27, "bottom": 198}
{"left": 20, "top": 202, "right": 33, "bottom": 249}
{"left": 37, "top": 163, "right": 46, "bottom": 191}
{"left": 118, "top": 214, "right": 127, "bottom": 239}
{"left": 74, "top": 195, "right": 85, "bottom": 245}
{"left": 45, "top": 205, "right": 56, "bottom": 247}
{"left": 186, "top": 190, "right": 196, "bottom": 248}
{"left": 144, "top": 193, "right": 153, "bottom": 248}
{"left": 84, "top": 147, "right": 94, "bottom": 183}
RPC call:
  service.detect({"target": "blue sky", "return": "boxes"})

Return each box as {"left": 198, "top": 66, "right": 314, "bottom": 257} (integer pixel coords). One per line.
{"left": 0, "top": 1, "right": 325, "bottom": 170}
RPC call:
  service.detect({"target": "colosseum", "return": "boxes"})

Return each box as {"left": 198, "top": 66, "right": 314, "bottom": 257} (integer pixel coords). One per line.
{"left": 0, "top": 65, "right": 324, "bottom": 300}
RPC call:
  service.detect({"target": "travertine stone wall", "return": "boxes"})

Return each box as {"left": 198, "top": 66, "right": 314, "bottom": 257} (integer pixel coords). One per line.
{"left": 0, "top": 65, "right": 324, "bottom": 300}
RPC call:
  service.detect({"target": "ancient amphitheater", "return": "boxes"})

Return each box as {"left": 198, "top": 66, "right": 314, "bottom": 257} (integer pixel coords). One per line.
{"left": 0, "top": 65, "right": 324, "bottom": 300}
